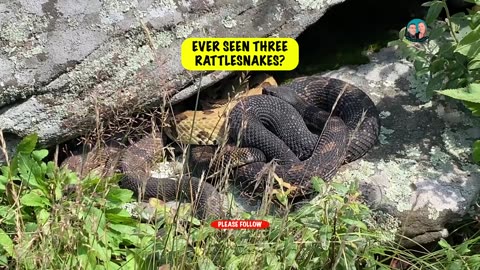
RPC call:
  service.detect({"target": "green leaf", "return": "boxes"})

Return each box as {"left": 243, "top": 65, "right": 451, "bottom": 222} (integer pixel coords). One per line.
{"left": 466, "top": 256, "right": 480, "bottom": 268}
{"left": 436, "top": 84, "right": 480, "bottom": 103}
{"left": 330, "top": 182, "right": 349, "bottom": 196}
{"left": 438, "top": 238, "right": 453, "bottom": 249}
{"left": 421, "top": 0, "right": 442, "bottom": 7}
{"left": 0, "top": 206, "right": 15, "bottom": 225}
{"left": 198, "top": 257, "right": 217, "bottom": 270}
{"left": 84, "top": 207, "right": 106, "bottom": 233}
{"left": 0, "top": 176, "right": 6, "bottom": 192}
{"left": 20, "top": 190, "right": 51, "bottom": 208}
{"left": 426, "top": 1, "right": 445, "bottom": 24}
{"left": 15, "top": 134, "right": 38, "bottom": 155}
{"left": 106, "top": 188, "right": 133, "bottom": 203}
{"left": 106, "top": 208, "right": 135, "bottom": 224}
{"left": 0, "top": 229, "right": 14, "bottom": 257}
{"left": 469, "top": 60, "right": 480, "bottom": 70}
{"left": 464, "top": 0, "right": 480, "bottom": 4}
{"left": 108, "top": 223, "right": 135, "bottom": 235}
{"left": 32, "top": 149, "right": 48, "bottom": 162}
{"left": 106, "top": 261, "right": 121, "bottom": 270}
{"left": 76, "top": 245, "right": 89, "bottom": 267}
{"left": 398, "top": 28, "right": 406, "bottom": 40}
{"left": 448, "top": 260, "right": 465, "bottom": 270}
{"left": 13, "top": 153, "right": 47, "bottom": 192}
{"left": 455, "top": 25, "right": 480, "bottom": 58}
{"left": 91, "top": 239, "right": 110, "bottom": 262}
{"left": 36, "top": 208, "right": 50, "bottom": 226}
{"left": 0, "top": 255, "right": 8, "bottom": 266}
{"left": 318, "top": 225, "right": 333, "bottom": 249}
{"left": 455, "top": 242, "right": 471, "bottom": 255}
{"left": 468, "top": 53, "right": 480, "bottom": 70}
{"left": 470, "top": 9, "right": 480, "bottom": 29}
{"left": 25, "top": 222, "right": 38, "bottom": 233}
{"left": 464, "top": 101, "right": 480, "bottom": 116}
{"left": 340, "top": 218, "right": 368, "bottom": 230}
{"left": 430, "top": 58, "right": 448, "bottom": 74}
{"left": 311, "top": 176, "right": 325, "bottom": 193}
{"left": 473, "top": 140, "right": 480, "bottom": 164}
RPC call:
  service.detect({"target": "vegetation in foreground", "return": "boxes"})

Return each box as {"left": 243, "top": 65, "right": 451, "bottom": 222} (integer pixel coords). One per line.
{"left": 0, "top": 133, "right": 478, "bottom": 269}
{"left": 1, "top": 1, "right": 480, "bottom": 269}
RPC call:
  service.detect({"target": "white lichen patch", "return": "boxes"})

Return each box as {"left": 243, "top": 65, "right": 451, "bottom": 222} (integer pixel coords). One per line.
{"left": 407, "top": 72, "right": 430, "bottom": 103}
{"left": 335, "top": 158, "right": 418, "bottom": 212}
{"left": 99, "top": 0, "right": 140, "bottom": 25}
{"left": 343, "top": 160, "right": 376, "bottom": 181}
{"left": 402, "top": 104, "right": 422, "bottom": 112}
{"left": 175, "top": 24, "right": 195, "bottom": 39}
{"left": 399, "top": 146, "right": 422, "bottom": 159}
{"left": 379, "top": 126, "right": 395, "bottom": 145}
{"left": 296, "top": 0, "right": 329, "bottom": 10}
{"left": 44, "top": 28, "right": 174, "bottom": 107}
{"left": 366, "top": 211, "right": 400, "bottom": 242}
{"left": 0, "top": 57, "right": 15, "bottom": 82}
{"left": 156, "top": 0, "right": 178, "bottom": 10}
{"left": 429, "top": 146, "right": 451, "bottom": 168}
{"left": 0, "top": 12, "right": 49, "bottom": 45}
{"left": 379, "top": 111, "right": 391, "bottom": 119}
{"left": 151, "top": 161, "right": 183, "bottom": 178}
{"left": 419, "top": 101, "right": 433, "bottom": 109}
{"left": 221, "top": 16, "right": 237, "bottom": 29}
{"left": 152, "top": 31, "right": 175, "bottom": 48}
{"left": 377, "top": 159, "right": 418, "bottom": 212}
{"left": 148, "top": 0, "right": 178, "bottom": 19}
{"left": 427, "top": 202, "right": 441, "bottom": 219}
{"left": 441, "top": 128, "right": 473, "bottom": 161}
{"left": 273, "top": 4, "right": 284, "bottom": 21}
{"left": 365, "top": 63, "right": 411, "bottom": 87}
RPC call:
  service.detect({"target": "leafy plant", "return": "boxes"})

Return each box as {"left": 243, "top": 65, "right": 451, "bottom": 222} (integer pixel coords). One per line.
{"left": 2, "top": 133, "right": 480, "bottom": 269}
{"left": 389, "top": 0, "right": 480, "bottom": 163}
{"left": 0, "top": 133, "right": 158, "bottom": 269}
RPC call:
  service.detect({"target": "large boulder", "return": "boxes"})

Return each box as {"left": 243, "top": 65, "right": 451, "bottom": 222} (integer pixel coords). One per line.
{"left": 323, "top": 47, "right": 480, "bottom": 247}
{"left": 0, "top": 0, "right": 345, "bottom": 161}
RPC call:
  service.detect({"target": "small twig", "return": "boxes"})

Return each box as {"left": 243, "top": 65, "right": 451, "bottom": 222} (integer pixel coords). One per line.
{"left": 0, "top": 129, "right": 10, "bottom": 167}
{"left": 443, "top": 0, "right": 459, "bottom": 45}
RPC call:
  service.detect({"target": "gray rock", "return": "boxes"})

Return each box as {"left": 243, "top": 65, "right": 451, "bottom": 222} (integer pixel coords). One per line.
{"left": 0, "top": 0, "right": 345, "bottom": 162}
{"left": 323, "top": 47, "right": 480, "bottom": 247}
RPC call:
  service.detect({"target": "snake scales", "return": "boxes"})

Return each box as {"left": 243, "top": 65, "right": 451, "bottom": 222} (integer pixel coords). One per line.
{"left": 203, "top": 75, "right": 380, "bottom": 195}
{"left": 62, "top": 75, "right": 380, "bottom": 220}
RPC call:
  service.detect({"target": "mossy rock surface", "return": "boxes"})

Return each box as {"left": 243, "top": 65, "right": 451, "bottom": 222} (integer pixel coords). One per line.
{"left": 0, "top": 0, "right": 347, "bottom": 162}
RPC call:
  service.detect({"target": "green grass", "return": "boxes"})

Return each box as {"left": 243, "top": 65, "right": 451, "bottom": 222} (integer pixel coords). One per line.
{"left": 2, "top": 2, "right": 480, "bottom": 266}
{"left": 1, "top": 133, "right": 480, "bottom": 269}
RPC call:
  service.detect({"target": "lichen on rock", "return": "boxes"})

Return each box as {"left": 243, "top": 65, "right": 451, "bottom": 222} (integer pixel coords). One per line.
{"left": 323, "top": 47, "right": 480, "bottom": 246}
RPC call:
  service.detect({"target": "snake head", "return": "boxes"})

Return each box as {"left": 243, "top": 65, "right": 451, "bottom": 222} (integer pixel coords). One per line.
{"left": 262, "top": 86, "right": 304, "bottom": 107}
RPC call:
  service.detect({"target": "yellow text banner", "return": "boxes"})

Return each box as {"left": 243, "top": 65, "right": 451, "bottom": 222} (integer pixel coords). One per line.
{"left": 181, "top": 38, "right": 299, "bottom": 71}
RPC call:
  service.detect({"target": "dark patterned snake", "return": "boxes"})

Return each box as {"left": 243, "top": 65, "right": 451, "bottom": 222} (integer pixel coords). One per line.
{"left": 62, "top": 135, "right": 225, "bottom": 220}
{"left": 63, "top": 75, "right": 380, "bottom": 220}
{"left": 222, "top": 75, "right": 380, "bottom": 195}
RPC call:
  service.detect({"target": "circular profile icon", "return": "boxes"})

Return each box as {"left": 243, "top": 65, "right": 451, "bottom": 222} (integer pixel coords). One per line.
{"left": 405, "top": 19, "right": 429, "bottom": 43}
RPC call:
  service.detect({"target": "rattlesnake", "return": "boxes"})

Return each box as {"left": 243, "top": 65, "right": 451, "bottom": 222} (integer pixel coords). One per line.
{"left": 61, "top": 135, "right": 225, "bottom": 220}
{"left": 225, "top": 75, "right": 380, "bottom": 195}
{"left": 63, "top": 75, "right": 380, "bottom": 220}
